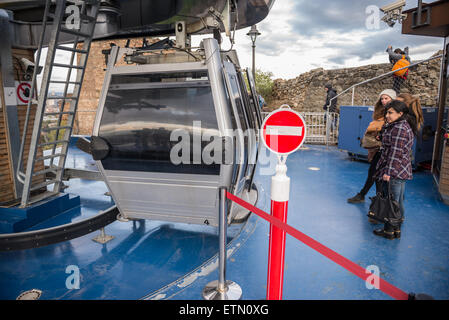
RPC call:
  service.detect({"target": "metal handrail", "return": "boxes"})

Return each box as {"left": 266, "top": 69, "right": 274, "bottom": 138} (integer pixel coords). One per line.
{"left": 324, "top": 53, "right": 444, "bottom": 145}
{"left": 326, "top": 53, "right": 443, "bottom": 109}
{"left": 16, "top": 0, "right": 51, "bottom": 184}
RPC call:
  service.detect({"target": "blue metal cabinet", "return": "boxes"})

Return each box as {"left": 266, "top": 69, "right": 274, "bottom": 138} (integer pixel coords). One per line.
{"left": 338, "top": 106, "right": 448, "bottom": 166}
{"left": 338, "top": 106, "right": 374, "bottom": 159}
{"left": 413, "top": 107, "right": 445, "bottom": 164}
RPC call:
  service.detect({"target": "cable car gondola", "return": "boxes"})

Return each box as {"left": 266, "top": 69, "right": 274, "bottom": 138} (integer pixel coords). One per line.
{"left": 91, "top": 38, "right": 262, "bottom": 226}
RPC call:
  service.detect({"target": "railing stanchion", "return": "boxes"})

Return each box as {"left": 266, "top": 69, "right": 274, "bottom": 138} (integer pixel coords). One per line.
{"left": 352, "top": 87, "right": 355, "bottom": 106}
{"left": 266, "top": 156, "right": 290, "bottom": 300}
{"left": 202, "top": 187, "right": 242, "bottom": 300}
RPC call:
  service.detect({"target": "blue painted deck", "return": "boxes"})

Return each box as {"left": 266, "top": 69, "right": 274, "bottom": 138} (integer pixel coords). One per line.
{"left": 166, "top": 145, "right": 449, "bottom": 300}
{"left": 0, "top": 142, "right": 448, "bottom": 300}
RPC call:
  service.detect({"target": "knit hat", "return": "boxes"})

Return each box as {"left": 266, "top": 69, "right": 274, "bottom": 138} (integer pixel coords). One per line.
{"left": 379, "top": 89, "right": 397, "bottom": 100}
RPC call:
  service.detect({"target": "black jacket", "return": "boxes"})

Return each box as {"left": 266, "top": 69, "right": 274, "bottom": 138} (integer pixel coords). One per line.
{"left": 323, "top": 88, "right": 338, "bottom": 112}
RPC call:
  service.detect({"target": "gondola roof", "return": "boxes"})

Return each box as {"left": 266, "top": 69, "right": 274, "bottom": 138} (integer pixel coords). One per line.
{"left": 1, "top": 0, "right": 275, "bottom": 43}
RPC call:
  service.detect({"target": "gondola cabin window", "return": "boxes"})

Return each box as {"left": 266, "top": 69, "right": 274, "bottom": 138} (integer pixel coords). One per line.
{"left": 98, "top": 71, "right": 221, "bottom": 175}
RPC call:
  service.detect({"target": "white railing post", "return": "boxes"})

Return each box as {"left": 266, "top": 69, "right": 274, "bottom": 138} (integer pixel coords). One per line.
{"left": 352, "top": 87, "right": 355, "bottom": 106}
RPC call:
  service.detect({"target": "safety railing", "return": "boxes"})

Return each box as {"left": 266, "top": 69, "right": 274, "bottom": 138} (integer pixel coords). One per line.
{"left": 260, "top": 111, "right": 339, "bottom": 145}
{"left": 303, "top": 112, "right": 339, "bottom": 145}
{"left": 327, "top": 54, "right": 443, "bottom": 110}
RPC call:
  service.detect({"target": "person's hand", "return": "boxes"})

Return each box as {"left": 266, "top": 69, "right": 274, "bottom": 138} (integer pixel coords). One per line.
{"left": 382, "top": 174, "right": 390, "bottom": 181}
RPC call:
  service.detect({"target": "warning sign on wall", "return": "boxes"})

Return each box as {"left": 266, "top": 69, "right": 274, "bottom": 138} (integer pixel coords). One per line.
{"left": 15, "top": 81, "right": 33, "bottom": 105}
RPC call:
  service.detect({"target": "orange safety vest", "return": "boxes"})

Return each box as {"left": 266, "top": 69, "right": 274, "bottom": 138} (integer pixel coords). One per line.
{"left": 392, "top": 55, "right": 410, "bottom": 77}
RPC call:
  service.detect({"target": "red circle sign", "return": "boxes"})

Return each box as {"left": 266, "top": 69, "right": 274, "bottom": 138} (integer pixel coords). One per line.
{"left": 17, "top": 82, "right": 31, "bottom": 104}
{"left": 261, "top": 107, "right": 307, "bottom": 155}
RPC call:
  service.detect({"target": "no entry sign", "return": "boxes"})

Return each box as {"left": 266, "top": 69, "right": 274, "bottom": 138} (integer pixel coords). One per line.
{"left": 16, "top": 82, "right": 32, "bottom": 104}
{"left": 260, "top": 105, "right": 307, "bottom": 299}
{"left": 261, "top": 106, "right": 307, "bottom": 155}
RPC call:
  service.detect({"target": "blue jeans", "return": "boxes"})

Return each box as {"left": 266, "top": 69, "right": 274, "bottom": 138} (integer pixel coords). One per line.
{"left": 389, "top": 178, "right": 406, "bottom": 218}
{"left": 382, "top": 179, "right": 406, "bottom": 230}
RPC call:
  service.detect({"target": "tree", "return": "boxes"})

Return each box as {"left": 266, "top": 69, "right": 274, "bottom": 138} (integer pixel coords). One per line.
{"left": 255, "top": 68, "right": 274, "bottom": 103}
{"left": 243, "top": 68, "right": 274, "bottom": 104}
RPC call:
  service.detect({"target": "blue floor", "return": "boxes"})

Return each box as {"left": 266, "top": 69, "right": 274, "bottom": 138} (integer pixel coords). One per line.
{"left": 0, "top": 144, "right": 448, "bottom": 300}
{"left": 0, "top": 138, "right": 243, "bottom": 300}
{"left": 147, "top": 145, "right": 449, "bottom": 300}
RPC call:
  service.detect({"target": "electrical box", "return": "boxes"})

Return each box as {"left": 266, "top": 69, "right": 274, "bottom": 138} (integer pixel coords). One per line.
{"left": 338, "top": 105, "right": 448, "bottom": 167}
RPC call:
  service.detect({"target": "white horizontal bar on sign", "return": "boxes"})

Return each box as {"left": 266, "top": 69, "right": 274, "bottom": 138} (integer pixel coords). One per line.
{"left": 265, "top": 125, "right": 303, "bottom": 136}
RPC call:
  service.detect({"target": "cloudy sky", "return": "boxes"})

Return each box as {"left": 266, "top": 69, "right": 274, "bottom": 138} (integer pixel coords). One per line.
{"left": 40, "top": 0, "right": 445, "bottom": 92}
{"left": 193, "top": 0, "right": 444, "bottom": 80}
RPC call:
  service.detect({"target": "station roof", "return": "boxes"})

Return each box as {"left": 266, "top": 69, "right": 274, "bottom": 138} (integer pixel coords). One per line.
{"left": 401, "top": 0, "right": 449, "bottom": 38}
{"left": 0, "top": 0, "right": 275, "bottom": 40}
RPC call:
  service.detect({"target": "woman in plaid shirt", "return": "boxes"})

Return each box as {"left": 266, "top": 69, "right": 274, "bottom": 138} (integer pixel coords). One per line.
{"left": 373, "top": 100, "right": 418, "bottom": 239}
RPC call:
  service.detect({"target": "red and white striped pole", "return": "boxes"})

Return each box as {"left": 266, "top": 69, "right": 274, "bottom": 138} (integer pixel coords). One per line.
{"left": 260, "top": 105, "right": 305, "bottom": 300}
{"left": 266, "top": 157, "right": 290, "bottom": 300}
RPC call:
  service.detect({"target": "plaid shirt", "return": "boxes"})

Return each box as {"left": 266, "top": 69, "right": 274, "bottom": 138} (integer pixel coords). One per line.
{"left": 375, "top": 119, "right": 414, "bottom": 180}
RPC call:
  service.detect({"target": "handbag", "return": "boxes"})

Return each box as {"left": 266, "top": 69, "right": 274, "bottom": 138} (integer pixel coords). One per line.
{"left": 361, "top": 131, "right": 381, "bottom": 149}
{"left": 367, "top": 182, "right": 402, "bottom": 226}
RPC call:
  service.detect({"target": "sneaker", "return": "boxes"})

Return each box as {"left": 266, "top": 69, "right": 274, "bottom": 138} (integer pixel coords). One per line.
{"left": 347, "top": 193, "right": 365, "bottom": 203}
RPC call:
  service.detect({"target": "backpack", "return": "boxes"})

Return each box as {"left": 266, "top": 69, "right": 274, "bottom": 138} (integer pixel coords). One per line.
{"left": 392, "top": 55, "right": 410, "bottom": 77}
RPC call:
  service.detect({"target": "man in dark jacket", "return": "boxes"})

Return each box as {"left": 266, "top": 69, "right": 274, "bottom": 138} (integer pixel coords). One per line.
{"left": 323, "top": 83, "right": 338, "bottom": 113}
{"left": 323, "top": 83, "right": 338, "bottom": 132}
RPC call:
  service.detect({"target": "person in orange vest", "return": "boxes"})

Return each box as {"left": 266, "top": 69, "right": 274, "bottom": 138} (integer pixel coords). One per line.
{"left": 387, "top": 45, "right": 410, "bottom": 94}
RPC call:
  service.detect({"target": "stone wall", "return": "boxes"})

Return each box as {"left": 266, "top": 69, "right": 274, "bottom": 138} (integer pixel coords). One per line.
{"left": 268, "top": 51, "right": 444, "bottom": 112}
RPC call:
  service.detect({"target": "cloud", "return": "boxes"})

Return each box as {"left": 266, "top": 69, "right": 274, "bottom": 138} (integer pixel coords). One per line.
{"left": 255, "top": 32, "right": 294, "bottom": 56}
{"left": 288, "top": 0, "right": 373, "bottom": 37}
{"left": 147, "top": 0, "right": 446, "bottom": 80}
{"left": 250, "top": 0, "right": 444, "bottom": 74}
{"left": 324, "top": 28, "right": 443, "bottom": 66}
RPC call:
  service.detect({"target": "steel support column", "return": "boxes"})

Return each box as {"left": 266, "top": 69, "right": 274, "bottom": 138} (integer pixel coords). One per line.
{"left": 432, "top": 36, "right": 449, "bottom": 179}
{"left": 0, "top": 9, "right": 23, "bottom": 198}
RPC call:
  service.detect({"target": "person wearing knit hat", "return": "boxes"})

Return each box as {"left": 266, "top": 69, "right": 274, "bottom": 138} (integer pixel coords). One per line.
{"left": 379, "top": 89, "right": 397, "bottom": 101}
{"left": 347, "top": 89, "right": 394, "bottom": 204}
